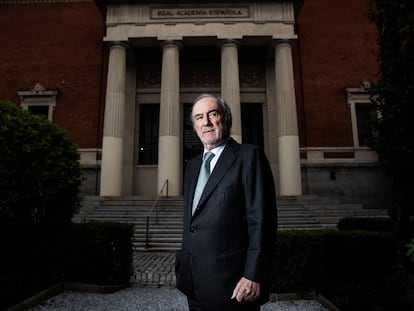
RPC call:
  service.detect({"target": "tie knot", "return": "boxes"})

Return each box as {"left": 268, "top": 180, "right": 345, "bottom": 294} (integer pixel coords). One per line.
{"left": 203, "top": 151, "right": 215, "bottom": 163}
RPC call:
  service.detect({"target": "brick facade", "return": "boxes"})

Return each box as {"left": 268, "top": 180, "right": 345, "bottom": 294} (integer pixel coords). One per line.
{"left": 0, "top": 1, "right": 105, "bottom": 147}
{"left": 296, "top": 0, "right": 378, "bottom": 147}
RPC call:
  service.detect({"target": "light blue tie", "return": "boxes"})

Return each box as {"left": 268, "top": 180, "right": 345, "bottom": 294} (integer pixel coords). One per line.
{"left": 192, "top": 151, "right": 215, "bottom": 215}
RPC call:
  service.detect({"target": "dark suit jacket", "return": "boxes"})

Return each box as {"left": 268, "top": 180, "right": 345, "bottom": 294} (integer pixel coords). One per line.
{"left": 175, "top": 138, "right": 277, "bottom": 308}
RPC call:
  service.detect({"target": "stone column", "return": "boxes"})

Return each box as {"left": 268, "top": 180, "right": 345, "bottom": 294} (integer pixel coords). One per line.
{"left": 274, "top": 40, "right": 302, "bottom": 195}
{"left": 100, "top": 43, "right": 127, "bottom": 196}
{"left": 122, "top": 58, "right": 137, "bottom": 196}
{"left": 158, "top": 41, "right": 181, "bottom": 196}
{"left": 221, "top": 40, "right": 242, "bottom": 143}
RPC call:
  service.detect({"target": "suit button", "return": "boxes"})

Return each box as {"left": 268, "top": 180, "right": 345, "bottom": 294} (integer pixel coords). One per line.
{"left": 186, "top": 251, "right": 191, "bottom": 256}
{"left": 190, "top": 226, "right": 195, "bottom": 233}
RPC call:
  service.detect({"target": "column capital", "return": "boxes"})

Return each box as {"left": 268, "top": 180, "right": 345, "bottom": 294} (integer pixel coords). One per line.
{"left": 218, "top": 39, "right": 240, "bottom": 49}
{"left": 273, "top": 39, "right": 295, "bottom": 48}
{"left": 160, "top": 40, "right": 183, "bottom": 49}
{"left": 107, "top": 41, "right": 128, "bottom": 49}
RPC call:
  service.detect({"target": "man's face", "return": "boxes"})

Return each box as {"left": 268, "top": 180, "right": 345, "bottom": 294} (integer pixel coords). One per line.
{"left": 192, "top": 97, "right": 225, "bottom": 150}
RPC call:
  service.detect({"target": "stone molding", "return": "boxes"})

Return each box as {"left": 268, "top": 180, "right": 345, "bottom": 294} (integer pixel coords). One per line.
{"left": 301, "top": 147, "right": 378, "bottom": 164}
{"left": 17, "top": 83, "right": 58, "bottom": 121}
{"left": 17, "top": 82, "right": 58, "bottom": 97}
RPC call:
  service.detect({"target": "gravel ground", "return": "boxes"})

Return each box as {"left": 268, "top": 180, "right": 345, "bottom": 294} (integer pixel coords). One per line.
{"left": 29, "top": 287, "right": 329, "bottom": 311}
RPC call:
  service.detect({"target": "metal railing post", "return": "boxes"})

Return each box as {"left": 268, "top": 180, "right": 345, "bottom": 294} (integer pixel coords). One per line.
{"left": 145, "top": 179, "right": 169, "bottom": 249}
{"left": 145, "top": 216, "right": 150, "bottom": 249}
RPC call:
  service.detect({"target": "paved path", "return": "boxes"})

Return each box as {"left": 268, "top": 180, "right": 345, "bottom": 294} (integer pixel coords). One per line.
{"left": 131, "top": 251, "right": 177, "bottom": 288}
{"left": 31, "top": 287, "right": 329, "bottom": 311}
{"left": 30, "top": 251, "right": 330, "bottom": 310}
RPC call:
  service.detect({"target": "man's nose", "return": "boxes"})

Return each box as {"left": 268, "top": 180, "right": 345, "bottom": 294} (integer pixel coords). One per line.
{"left": 202, "top": 114, "right": 212, "bottom": 125}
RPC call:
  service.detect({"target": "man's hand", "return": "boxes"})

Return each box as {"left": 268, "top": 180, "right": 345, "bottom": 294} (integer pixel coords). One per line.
{"left": 231, "top": 277, "right": 261, "bottom": 302}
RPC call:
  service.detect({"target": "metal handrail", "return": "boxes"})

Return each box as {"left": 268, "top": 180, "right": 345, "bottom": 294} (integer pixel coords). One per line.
{"left": 145, "top": 179, "right": 169, "bottom": 249}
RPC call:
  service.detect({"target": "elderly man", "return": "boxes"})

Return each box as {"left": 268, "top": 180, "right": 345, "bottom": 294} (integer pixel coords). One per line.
{"left": 175, "top": 94, "right": 277, "bottom": 311}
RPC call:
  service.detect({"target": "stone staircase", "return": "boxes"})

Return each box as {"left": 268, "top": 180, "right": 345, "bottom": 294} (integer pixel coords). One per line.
{"left": 279, "top": 196, "right": 388, "bottom": 230}
{"left": 73, "top": 195, "right": 388, "bottom": 251}
{"left": 73, "top": 196, "right": 184, "bottom": 251}
{"left": 277, "top": 196, "right": 321, "bottom": 230}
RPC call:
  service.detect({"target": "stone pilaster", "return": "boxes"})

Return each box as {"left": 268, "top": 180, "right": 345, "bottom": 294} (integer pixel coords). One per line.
{"left": 158, "top": 41, "right": 181, "bottom": 195}
{"left": 274, "top": 40, "right": 302, "bottom": 195}
{"left": 100, "top": 43, "right": 127, "bottom": 196}
{"left": 220, "top": 40, "right": 242, "bottom": 143}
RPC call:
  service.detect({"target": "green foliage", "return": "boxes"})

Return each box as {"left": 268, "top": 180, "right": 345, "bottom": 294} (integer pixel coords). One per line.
{"left": 370, "top": 1, "right": 414, "bottom": 173}
{"left": 406, "top": 237, "right": 414, "bottom": 262}
{"left": 272, "top": 230, "right": 403, "bottom": 310}
{"left": 369, "top": 0, "right": 414, "bottom": 264}
{"left": 62, "top": 222, "right": 133, "bottom": 285}
{"left": 0, "top": 222, "right": 133, "bottom": 310}
{"left": 337, "top": 216, "right": 394, "bottom": 232}
{"left": 0, "top": 100, "right": 83, "bottom": 224}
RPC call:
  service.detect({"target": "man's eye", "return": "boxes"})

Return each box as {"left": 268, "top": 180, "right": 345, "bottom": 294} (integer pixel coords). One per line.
{"left": 209, "top": 111, "right": 218, "bottom": 118}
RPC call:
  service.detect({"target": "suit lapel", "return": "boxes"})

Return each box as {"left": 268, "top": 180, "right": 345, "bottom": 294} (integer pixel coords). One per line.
{"left": 192, "top": 138, "right": 239, "bottom": 219}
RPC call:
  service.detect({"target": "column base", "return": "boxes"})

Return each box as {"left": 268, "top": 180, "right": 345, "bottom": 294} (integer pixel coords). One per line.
{"left": 278, "top": 135, "right": 302, "bottom": 195}
{"left": 100, "top": 136, "right": 123, "bottom": 196}
{"left": 158, "top": 135, "right": 181, "bottom": 196}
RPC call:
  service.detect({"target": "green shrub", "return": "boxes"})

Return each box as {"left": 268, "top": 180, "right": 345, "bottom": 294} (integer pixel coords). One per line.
{"left": 63, "top": 222, "right": 133, "bottom": 285}
{"left": 0, "top": 222, "right": 133, "bottom": 310}
{"left": 271, "top": 230, "right": 402, "bottom": 310}
{"left": 0, "top": 100, "right": 83, "bottom": 224}
{"left": 337, "top": 216, "right": 394, "bottom": 232}
{"left": 272, "top": 230, "right": 326, "bottom": 293}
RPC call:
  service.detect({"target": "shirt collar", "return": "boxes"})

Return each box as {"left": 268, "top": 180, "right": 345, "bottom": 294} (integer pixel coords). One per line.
{"left": 203, "top": 138, "right": 228, "bottom": 157}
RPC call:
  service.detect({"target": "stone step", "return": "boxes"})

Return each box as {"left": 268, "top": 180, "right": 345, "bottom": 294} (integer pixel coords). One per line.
{"left": 137, "top": 233, "right": 182, "bottom": 239}
{"left": 76, "top": 213, "right": 183, "bottom": 218}
{"left": 134, "top": 243, "right": 181, "bottom": 251}
{"left": 278, "top": 224, "right": 327, "bottom": 230}
{"left": 306, "top": 205, "right": 387, "bottom": 216}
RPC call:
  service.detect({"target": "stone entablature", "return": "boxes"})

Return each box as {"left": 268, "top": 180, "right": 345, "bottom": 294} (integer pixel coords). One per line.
{"left": 105, "top": 2, "right": 297, "bottom": 42}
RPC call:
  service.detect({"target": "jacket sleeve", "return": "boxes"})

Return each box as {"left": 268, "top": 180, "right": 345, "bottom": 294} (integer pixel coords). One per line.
{"left": 242, "top": 146, "right": 277, "bottom": 285}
